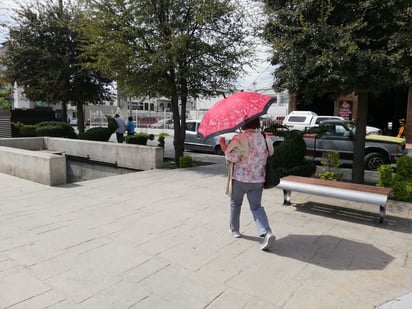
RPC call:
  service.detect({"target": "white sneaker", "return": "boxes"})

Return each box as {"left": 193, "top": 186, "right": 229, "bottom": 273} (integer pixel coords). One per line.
{"left": 261, "top": 233, "right": 276, "bottom": 251}
{"left": 231, "top": 231, "right": 241, "bottom": 238}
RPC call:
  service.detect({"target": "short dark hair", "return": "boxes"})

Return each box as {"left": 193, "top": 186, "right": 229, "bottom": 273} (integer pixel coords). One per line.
{"left": 242, "top": 117, "right": 260, "bottom": 130}
{"left": 115, "top": 114, "right": 119, "bottom": 118}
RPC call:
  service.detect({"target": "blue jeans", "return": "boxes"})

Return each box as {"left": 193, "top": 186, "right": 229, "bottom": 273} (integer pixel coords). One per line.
{"left": 230, "top": 179, "right": 272, "bottom": 236}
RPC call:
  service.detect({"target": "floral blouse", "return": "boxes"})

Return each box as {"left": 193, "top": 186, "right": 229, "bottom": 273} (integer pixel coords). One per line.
{"left": 225, "top": 130, "right": 273, "bottom": 183}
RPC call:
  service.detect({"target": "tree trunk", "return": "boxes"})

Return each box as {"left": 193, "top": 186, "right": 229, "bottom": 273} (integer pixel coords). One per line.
{"left": 351, "top": 91, "right": 368, "bottom": 183}
{"left": 172, "top": 94, "right": 184, "bottom": 166}
{"left": 76, "top": 102, "right": 85, "bottom": 134}
{"left": 61, "top": 102, "right": 67, "bottom": 124}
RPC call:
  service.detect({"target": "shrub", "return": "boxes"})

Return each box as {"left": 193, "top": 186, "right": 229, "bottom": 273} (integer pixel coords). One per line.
{"left": 15, "top": 123, "right": 36, "bottom": 137}
{"left": 391, "top": 156, "right": 412, "bottom": 201}
{"left": 35, "top": 121, "right": 77, "bottom": 138}
{"left": 179, "top": 156, "right": 194, "bottom": 168}
{"left": 377, "top": 157, "right": 412, "bottom": 202}
{"left": 13, "top": 121, "right": 76, "bottom": 138}
{"left": 269, "top": 130, "right": 316, "bottom": 177}
{"left": 126, "top": 132, "right": 154, "bottom": 145}
{"left": 377, "top": 164, "right": 394, "bottom": 187}
{"left": 317, "top": 151, "right": 343, "bottom": 181}
{"left": 394, "top": 156, "right": 412, "bottom": 181}
{"left": 78, "top": 127, "right": 113, "bottom": 141}
{"left": 107, "top": 116, "right": 117, "bottom": 133}
{"left": 157, "top": 133, "right": 169, "bottom": 148}
{"left": 392, "top": 180, "right": 412, "bottom": 202}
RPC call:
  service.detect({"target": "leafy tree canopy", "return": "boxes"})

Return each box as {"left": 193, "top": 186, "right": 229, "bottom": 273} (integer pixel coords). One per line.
{"left": 263, "top": 0, "right": 412, "bottom": 183}
{"left": 80, "top": 0, "right": 254, "bottom": 163}
{"left": 263, "top": 0, "right": 412, "bottom": 99}
{"left": 81, "top": 0, "right": 253, "bottom": 98}
{"left": 4, "top": 0, "right": 113, "bottom": 132}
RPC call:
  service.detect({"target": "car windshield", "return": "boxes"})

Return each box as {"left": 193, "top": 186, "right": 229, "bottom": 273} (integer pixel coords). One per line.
{"left": 345, "top": 122, "right": 357, "bottom": 134}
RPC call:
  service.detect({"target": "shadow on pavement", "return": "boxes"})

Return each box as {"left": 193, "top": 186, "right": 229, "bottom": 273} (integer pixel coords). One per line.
{"left": 293, "top": 202, "right": 412, "bottom": 234}
{"left": 272, "top": 234, "right": 394, "bottom": 270}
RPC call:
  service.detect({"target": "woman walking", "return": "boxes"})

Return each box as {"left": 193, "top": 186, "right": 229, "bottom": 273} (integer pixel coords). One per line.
{"left": 220, "top": 117, "right": 276, "bottom": 251}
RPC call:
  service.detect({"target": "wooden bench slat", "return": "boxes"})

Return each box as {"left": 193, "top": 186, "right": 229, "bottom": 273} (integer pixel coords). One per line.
{"left": 281, "top": 176, "right": 393, "bottom": 195}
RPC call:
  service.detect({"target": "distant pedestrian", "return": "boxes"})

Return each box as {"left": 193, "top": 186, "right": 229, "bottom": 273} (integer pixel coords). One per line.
{"left": 220, "top": 117, "right": 276, "bottom": 251}
{"left": 126, "top": 116, "right": 136, "bottom": 136}
{"left": 114, "top": 114, "right": 126, "bottom": 143}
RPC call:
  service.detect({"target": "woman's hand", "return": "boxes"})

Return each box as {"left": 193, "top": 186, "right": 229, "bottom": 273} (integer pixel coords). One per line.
{"left": 219, "top": 136, "right": 227, "bottom": 153}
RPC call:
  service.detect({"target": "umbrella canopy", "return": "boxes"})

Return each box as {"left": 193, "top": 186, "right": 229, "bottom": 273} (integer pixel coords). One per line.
{"left": 198, "top": 92, "right": 276, "bottom": 139}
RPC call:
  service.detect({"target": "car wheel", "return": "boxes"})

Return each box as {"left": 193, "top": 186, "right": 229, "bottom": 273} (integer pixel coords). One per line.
{"left": 364, "top": 152, "right": 388, "bottom": 170}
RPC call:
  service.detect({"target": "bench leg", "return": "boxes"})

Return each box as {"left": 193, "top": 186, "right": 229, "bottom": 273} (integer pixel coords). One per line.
{"left": 283, "top": 190, "right": 291, "bottom": 205}
{"left": 379, "top": 205, "right": 386, "bottom": 223}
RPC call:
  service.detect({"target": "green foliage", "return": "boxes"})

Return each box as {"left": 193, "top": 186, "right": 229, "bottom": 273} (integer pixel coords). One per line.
{"left": 18, "top": 124, "right": 36, "bottom": 137}
{"left": 0, "top": 87, "right": 12, "bottom": 111}
{"left": 35, "top": 121, "right": 77, "bottom": 138}
{"left": 13, "top": 121, "right": 76, "bottom": 138}
{"left": 157, "top": 133, "right": 169, "bottom": 148}
{"left": 391, "top": 157, "right": 412, "bottom": 201}
{"left": 5, "top": 1, "right": 112, "bottom": 131}
{"left": 78, "top": 127, "right": 112, "bottom": 141}
{"left": 80, "top": 0, "right": 253, "bottom": 162}
{"left": 179, "top": 156, "right": 194, "bottom": 168}
{"left": 394, "top": 156, "right": 412, "bottom": 181}
{"left": 377, "top": 164, "right": 394, "bottom": 188}
{"left": 107, "top": 116, "right": 117, "bottom": 134}
{"left": 126, "top": 132, "right": 152, "bottom": 145}
{"left": 269, "top": 130, "right": 316, "bottom": 177}
{"left": 263, "top": 0, "right": 412, "bottom": 183}
{"left": 392, "top": 181, "right": 412, "bottom": 202}
{"left": 378, "top": 157, "right": 412, "bottom": 202}
{"left": 263, "top": 0, "right": 412, "bottom": 97}
{"left": 317, "top": 151, "right": 343, "bottom": 181}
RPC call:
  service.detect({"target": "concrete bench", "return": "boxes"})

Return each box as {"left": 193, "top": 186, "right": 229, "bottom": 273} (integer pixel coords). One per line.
{"left": 276, "top": 175, "right": 393, "bottom": 223}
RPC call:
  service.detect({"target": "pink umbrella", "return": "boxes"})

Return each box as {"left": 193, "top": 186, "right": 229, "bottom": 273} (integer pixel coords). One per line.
{"left": 198, "top": 92, "right": 276, "bottom": 138}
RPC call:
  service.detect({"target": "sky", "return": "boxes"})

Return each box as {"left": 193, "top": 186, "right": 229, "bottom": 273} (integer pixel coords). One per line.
{"left": 0, "top": 0, "right": 275, "bottom": 93}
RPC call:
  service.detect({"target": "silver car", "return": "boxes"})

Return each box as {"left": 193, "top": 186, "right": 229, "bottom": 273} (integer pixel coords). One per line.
{"left": 184, "top": 120, "right": 235, "bottom": 155}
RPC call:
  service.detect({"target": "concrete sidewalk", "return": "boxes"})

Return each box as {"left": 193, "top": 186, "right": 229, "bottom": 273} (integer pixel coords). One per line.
{"left": 0, "top": 163, "right": 411, "bottom": 308}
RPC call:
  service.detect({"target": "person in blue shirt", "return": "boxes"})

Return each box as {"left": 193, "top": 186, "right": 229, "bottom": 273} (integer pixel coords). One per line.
{"left": 126, "top": 116, "right": 136, "bottom": 136}
{"left": 114, "top": 114, "right": 126, "bottom": 143}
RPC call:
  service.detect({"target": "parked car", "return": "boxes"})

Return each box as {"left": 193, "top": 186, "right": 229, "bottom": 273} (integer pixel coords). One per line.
{"left": 136, "top": 117, "right": 158, "bottom": 127}
{"left": 283, "top": 111, "right": 382, "bottom": 135}
{"left": 184, "top": 120, "right": 235, "bottom": 155}
{"left": 302, "top": 120, "right": 406, "bottom": 170}
{"left": 151, "top": 119, "right": 174, "bottom": 129}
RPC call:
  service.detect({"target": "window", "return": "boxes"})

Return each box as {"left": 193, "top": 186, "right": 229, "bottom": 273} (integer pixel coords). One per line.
{"left": 186, "top": 122, "right": 197, "bottom": 132}
{"left": 288, "top": 116, "right": 307, "bottom": 122}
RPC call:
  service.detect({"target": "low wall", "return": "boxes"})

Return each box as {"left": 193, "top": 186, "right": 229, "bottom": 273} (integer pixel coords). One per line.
{"left": 0, "top": 137, "right": 45, "bottom": 150}
{"left": 45, "top": 138, "right": 163, "bottom": 170}
{"left": 0, "top": 137, "right": 163, "bottom": 186}
{"left": 0, "top": 145, "right": 66, "bottom": 186}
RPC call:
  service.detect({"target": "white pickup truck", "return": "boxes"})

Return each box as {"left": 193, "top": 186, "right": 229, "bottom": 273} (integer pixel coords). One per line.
{"left": 282, "top": 111, "right": 382, "bottom": 135}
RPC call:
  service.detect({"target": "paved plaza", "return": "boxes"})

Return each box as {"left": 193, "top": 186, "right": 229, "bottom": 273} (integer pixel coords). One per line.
{"left": 0, "top": 162, "right": 411, "bottom": 308}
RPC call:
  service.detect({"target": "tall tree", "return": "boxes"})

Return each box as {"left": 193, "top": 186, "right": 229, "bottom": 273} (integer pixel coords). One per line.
{"left": 80, "top": 0, "right": 252, "bottom": 165}
{"left": 4, "top": 0, "right": 112, "bottom": 133}
{"left": 263, "top": 0, "right": 412, "bottom": 183}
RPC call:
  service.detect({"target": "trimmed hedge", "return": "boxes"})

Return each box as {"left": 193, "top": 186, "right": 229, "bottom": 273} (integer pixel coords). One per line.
{"left": 13, "top": 121, "right": 76, "bottom": 138}
{"left": 78, "top": 127, "right": 113, "bottom": 141}
{"left": 126, "top": 133, "right": 155, "bottom": 145}
{"left": 269, "top": 130, "right": 316, "bottom": 177}
{"left": 378, "top": 156, "right": 412, "bottom": 202}
{"left": 35, "top": 121, "right": 77, "bottom": 138}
